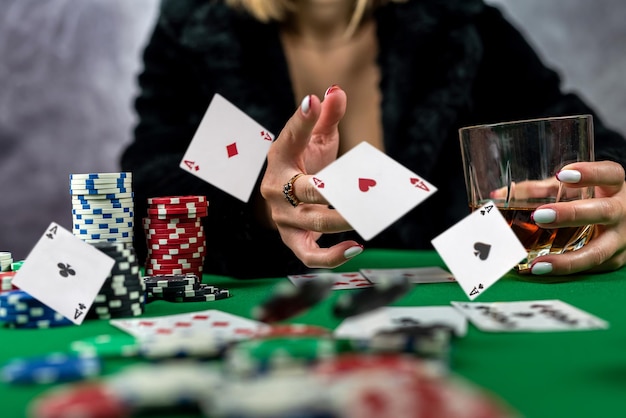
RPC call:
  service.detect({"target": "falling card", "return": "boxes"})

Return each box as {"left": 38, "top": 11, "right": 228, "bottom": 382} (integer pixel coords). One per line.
{"left": 11, "top": 222, "right": 116, "bottom": 325}
{"left": 110, "top": 309, "right": 268, "bottom": 341}
{"left": 334, "top": 306, "right": 468, "bottom": 339}
{"left": 431, "top": 201, "right": 527, "bottom": 300}
{"left": 309, "top": 142, "right": 437, "bottom": 240}
{"left": 451, "top": 300, "right": 609, "bottom": 332}
{"left": 179, "top": 93, "right": 274, "bottom": 202}
{"left": 360, "top": 267, "right": 456, "bottom": 284}
{"left": 287, "top": 271, "right": 373, "bottom": 290}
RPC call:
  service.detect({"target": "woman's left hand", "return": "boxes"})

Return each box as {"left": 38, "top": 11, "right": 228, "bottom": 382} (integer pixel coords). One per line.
{"left": 530, "top": 160, "right": 626, "bottom": 275}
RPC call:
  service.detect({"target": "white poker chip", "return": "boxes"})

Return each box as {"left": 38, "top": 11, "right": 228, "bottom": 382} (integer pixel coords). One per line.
{"left": 74, "top": 221, "right": 133, "bottom": 228}
{"left": 69, "top": 179, "right": 132, "bottom": 186}
{"left": 71, "top": 192, "right": 134, "bottom": 200}
{"left": 74, "top": 225, "right": 134, "bottom": 233}
{"left": 76, "top": 232, "right": 133, "bottom": 240}
{"left": 70, "top": 172, "right": 132, "bottom": 180}
{"left": 70, "top": 187, "right": 131, "bottom": 195}
{"left": 83, "top": 238, "right": 133, "bottom": 244}
{"left": 0, "top": 252, "right": 12, "bottom": 260}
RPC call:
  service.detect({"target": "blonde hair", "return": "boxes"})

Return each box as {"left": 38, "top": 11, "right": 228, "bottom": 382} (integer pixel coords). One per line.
{"left": 225, "top": 0, "right": 403, "bottom": 38}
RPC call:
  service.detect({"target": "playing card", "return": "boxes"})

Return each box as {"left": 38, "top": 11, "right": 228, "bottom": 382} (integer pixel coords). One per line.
{"left": 110, "top": 309, "right": 268, "bottom": 341}
{"left": 11, "top": 222, "right": 115, "bottom": 325}
{"left": 334, "top": 306, "right": 468, "bottom": 339}
{"left": 451, "top": 300, "right": 608, "bottom": 332}
{"left": 287, "top": 271, "right": 373, "bottom": 290}
{"left": 309, "top": 142, "right": 437, "bottom": 240}
{"left": 431, "top": 201, "right": 527, "bottom": 300}
{"left": 360, "top": 267, "right": 456, "bottom": 284}
{"left": 179, "top": 93, "right": 274, "bottom": 202}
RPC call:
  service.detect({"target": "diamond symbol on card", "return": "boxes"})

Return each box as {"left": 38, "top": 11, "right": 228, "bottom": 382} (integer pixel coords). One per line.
{"left": 410, "top": 177, "right": 430, "bottom": 192}
{"left": 226, "top": 142, "right": 239, "bottom": 158}
{"left": 473, "top": 242, "right": 491, "bottom": 260}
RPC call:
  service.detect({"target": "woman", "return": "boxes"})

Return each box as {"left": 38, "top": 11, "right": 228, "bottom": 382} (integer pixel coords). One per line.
{"left": 121, "top": 0, "right": 626, "bottom": 278}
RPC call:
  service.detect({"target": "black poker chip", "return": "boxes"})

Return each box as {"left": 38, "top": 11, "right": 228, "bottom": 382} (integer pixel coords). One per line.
{"left": 332, "top": 276, "right": 411, "bottom": 319}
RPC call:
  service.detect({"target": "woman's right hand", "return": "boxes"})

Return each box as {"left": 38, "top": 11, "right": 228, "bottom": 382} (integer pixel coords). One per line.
{"left": 259, "top": 86, "right": 363, "bottom": 268}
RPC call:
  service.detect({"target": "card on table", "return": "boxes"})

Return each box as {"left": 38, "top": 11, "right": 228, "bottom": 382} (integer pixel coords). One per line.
{"left": 334, "top": 306, "right": 468, "bottom": 339}
{"left": 451, "top": 300, "right": 608, "bottom": 332}
{"left": 309, "top": 142, "right": 437, "bottom": 241}
{"left": 287, "top": 271, "right": 373, "bottom": 290}
{"left": 11, "top": 222, "right": 115, "bottom": 325}
{"left": 431, "top": 201, "right": 527, "bottom": 300}
{"left": 179, "top": 93, "right": 274, "bottom": 202}
{"left": 110, "top": 309, "right": 268, "bottom": 341}
{"left": 360, "top": 266, "right": 455, "bottom": 284}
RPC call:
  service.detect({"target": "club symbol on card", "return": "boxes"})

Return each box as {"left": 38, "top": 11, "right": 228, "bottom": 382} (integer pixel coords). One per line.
{"left": 74, "top": 303, "right": 86, "bottom": 320}
{"left": 480, "top": 205, "right": 494, "bottom": 215}
{"left": 260, "top": 131, "right": 272, "bottom": 141}
{"left": 469, "top": 283, "right": 484, "bottom": 296}
{"left": 226, "top": 142, "right": 239, "bottom": 158}
{"left": 410, "top": 177, "right": 430, "bottom": 192}
{"left": 473, "top": 242, "right": 491, "bottom": 260}
{"left": 312, "top": 177, "right": 325, "bottom": 189}
{"left": 358, "top": 178, "right": 376, "bottom": 192}
{"left": 57, "top": 263, "right": 76, "bottom": 278}
{"left": 183, "top": 160, "right": 200, "bottom": 171}
{"left": 46, "top": 225, "right": 58, "bottom": 240}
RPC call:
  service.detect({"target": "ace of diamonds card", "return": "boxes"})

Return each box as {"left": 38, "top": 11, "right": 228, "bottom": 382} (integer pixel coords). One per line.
{"left": 180, "top": 93, "right": 274, "bottom": 202}
{"left": 310, "top": 142, "right": 437, "bottom": 241}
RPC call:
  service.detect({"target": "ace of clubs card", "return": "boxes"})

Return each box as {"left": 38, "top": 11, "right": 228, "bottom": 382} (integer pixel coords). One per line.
{"left": 179, "top": 93, "right": 274, "bottom": 202}
{"left": 11, "top": 222, "right": 116, "bottom": 325}
{"left": 310, "top": 142, "right": 437, "bottom": 240}
{"left": 431, "top": 201, "right": 527, "bottom": 300}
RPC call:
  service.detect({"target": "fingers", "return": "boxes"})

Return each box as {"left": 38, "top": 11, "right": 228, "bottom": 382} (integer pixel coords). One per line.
{"left": 269, "top": 95, "right": 322, "bottom": 162}
{"left": 558, "top": 161, "right": 625, "bottom": 195}
{"left": 274, "top": 203, "right": 353, "bottom": 234}
{"left": 312, "top": 86, "right": 347, "bottom": 139}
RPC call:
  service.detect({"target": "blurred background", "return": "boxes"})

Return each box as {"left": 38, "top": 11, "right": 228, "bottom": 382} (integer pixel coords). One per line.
{"left": 1, "top": 0, "right": 624, "bottom": 260}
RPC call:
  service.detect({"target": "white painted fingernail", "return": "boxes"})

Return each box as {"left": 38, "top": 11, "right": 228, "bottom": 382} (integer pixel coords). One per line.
{"left": 556, "top": 170, "right": 581, "bottom": 183}
{"left": 531, "top": 262, "right": 553, "bottom": 275}
{"left": 344, "top": 245, "right": 363, "bottom": 259}
{"left": 300, "top": 95, "right": 311, "bottom": 115}
{"left": 532, "top": 209, "right": 557, "bottom": 223}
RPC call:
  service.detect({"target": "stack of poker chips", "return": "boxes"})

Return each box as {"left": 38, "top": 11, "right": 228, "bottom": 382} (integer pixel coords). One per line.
{"left": 70, "top": 172, "right": 134, "bottom": 245}
{"left": 142, "top": 196, "right": 208, "bottom": 277}
{"left": 0, "top": 251, "right": 13, "bottom": 271}
{"left": 0, "top": 290, "right": 73, "bottom": 329}
{"left": 87, "top": 242, "right": 145, "bottom": 320}
{"left": 144, "top": 274, "right": 229, "bottom": 303}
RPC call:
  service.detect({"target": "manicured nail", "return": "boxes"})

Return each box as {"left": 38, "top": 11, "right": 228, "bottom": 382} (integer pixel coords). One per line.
{"left": 344, "top": 245, "right": 363, "bottom": 259}
{"left": 300, "top": 95, "right": 311, "bottom": 115}
{"left": 556, "top": 170, "right": 581, "bottom": 183}
{"left": 531, "top": 262, "right": 553, "bottom": 275}
{"left": 324, "top": 84, "right": 339, "bottom": 97}
{"left": 531, "top": 209, "right": 557, "bottom": 223}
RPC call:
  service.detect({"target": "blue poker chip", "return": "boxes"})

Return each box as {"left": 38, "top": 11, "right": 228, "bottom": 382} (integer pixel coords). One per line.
{"left": 73, "top": 212, "right": 134, "bottom": 220}
{"left": 74, "top": 228, "right": 131, "bottom": 235}
{"left": 72, "top": 202, "right": 131, "bottom": 210}
{"left": 70, "top": 179, "right": 131, "bottom": 187}
{"left": 69, "top": 187, "right": 130, "bottom": 195}
{"left": 77, "top": 232, "right": 132, "bottom": 239}
{"left": 71, "top": 192, "right": 134, "bottom": 201}
{"left": 74, "top": 221, "right": 133, "bottom": 228}
{"left": 72, "top": 207, "right": 132, "bottom": 214}
{"left": 1, "top": 352, "right": 101, "bottom": 384}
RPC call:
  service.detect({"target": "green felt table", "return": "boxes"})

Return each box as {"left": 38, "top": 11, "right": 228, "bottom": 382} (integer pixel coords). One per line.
{"left": 2, "top": 249, "right": 626, "bottom": 418}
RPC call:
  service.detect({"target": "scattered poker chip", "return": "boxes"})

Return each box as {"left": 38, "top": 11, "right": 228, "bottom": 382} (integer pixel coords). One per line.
{"left": 138, "top": 332, "right": 227, "bottom": 359}
{"left": 29, "top": 382, "right": 132, "bottom": 418}
{"left": 1, "top": 352, "right": 101, "bottom": 384}
{"left": 252, "top": 278, "right": 334, "bottom": 323}
{"left": 0, "top": 271, "right": 17, "bottom": 292}
{"left": 332, "top": 276, "right": 411, "bottom": 319}
{"left": 252, "top": 324, "right": 333, "bottom": 339}
{"left": 70, "top": 334, "right": 140, "bottom": 358}
{"left": 144, "top": 274, "right": 199, "bottom": 288}
{"left": 0, "top": 290, "right": 73, "bottom": 328}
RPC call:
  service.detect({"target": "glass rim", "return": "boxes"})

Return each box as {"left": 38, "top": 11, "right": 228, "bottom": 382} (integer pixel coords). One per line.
{"left": 458, "top": 114, "right": 593, "bottom": 132}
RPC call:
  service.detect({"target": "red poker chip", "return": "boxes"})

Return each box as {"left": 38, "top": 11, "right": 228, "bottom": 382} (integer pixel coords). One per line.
{"left": 143, "top": 227, "right": 203, "bottom": 236}
{"left": 146, "top": 257, "right": 204, "bottom": 266}
{"left": 148, "top": 241, "right": 205, "bottom": 251}
{"left": 30, "top": 383, "right": 131, "bottom": 418}
{"left": 147, "top": 195, "right": 207, "bottom": 205}
{"left": 147, "top": 256, "right": 204, "bottom": 265}
{"left": 148, "top": 201, "right": 208, "bottom": 211}
{"left": 147, "top": 247, "right": 206, "bottom": 256}
{"left": 146, "top": 236, "right": 205, "bottom": 246}
{"left": 144, "top": 231, "right": 205, "bottom": 241}
{"left": 148, "top": 263, "right": 204, "bottom": 272}
{"left": 252, "top": 324, "right": 333, "bottom": 339}
{"left": 147, "top": 207, "right": 208, "bottom": 216}
{"left": 145, "top": 267, "right": 203, "bottom": 276}
{"left": 142, "top": 216, "right": 203, "bottom": 226}
{"left": 314, "top": 353, "right": 429, "bottom": 377}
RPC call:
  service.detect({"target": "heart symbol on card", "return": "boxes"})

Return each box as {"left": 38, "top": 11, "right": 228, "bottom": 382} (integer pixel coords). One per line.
{"left": 312, "top": 177, "right": 325, "bottom": 189}
{"left": 473, "top": 242, "right": 491, "bottom": 260}
{"left": 358, "top": 178, "right": 377, "bottom": 192}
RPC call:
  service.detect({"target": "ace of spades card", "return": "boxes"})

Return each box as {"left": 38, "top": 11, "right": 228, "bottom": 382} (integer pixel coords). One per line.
{"left": 431, "top": 201, "right": 527, "bottom": 300}
{"left": 310, "top": 142, "right": 437, "bottom": 241}
{"left": 11, "top": 222, "right": 116, "bottom": 325}
{"left": 179, "top": 93, "right": 274, "bottom": 203}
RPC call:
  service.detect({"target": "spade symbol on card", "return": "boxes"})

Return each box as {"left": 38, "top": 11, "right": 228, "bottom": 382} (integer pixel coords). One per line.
{"left": 312, "top": 177, "right": 325, "bottom": 189}
{"left": 46, "top": 225, "right": 58, "bottom": 240}
{"left": 480, "top": 205, "right": 494, "bottom": 216}
{"left": 469, "top": 283, "right": 484, "bottom": 296}
{"left": 358, "top": 178, "right": 376, "bottom": 192}
{"left": 57, "top": 263, "right": 76, "bottom": 278}
{"left": 410, "top": 177, "right": 430, "bottom": 192}
{"left": 473, "top": 242, "right": 491, "bottom": 260}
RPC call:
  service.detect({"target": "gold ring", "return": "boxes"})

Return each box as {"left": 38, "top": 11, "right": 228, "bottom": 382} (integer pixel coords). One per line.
{"left": 283, "top": 173, "right": 305, "bottom": 207}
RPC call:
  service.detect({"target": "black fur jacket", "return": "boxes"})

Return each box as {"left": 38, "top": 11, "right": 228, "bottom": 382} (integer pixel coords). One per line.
{"left": 121, "top": 0, "right": 626, "bottom": 278}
